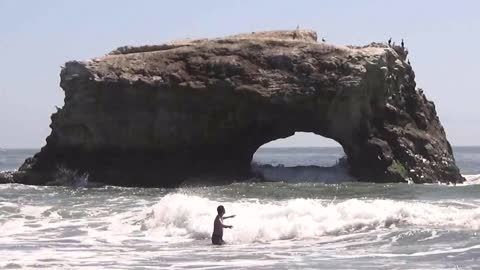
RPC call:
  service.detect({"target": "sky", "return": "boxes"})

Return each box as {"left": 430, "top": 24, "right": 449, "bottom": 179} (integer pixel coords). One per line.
{"left": 0, "top": 0, "right": 479, "bottom": 148}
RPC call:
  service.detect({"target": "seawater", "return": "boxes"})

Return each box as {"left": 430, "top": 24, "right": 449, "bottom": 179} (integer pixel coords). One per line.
{"left": 1, "top": 147, "right": 480, "bottom": 269}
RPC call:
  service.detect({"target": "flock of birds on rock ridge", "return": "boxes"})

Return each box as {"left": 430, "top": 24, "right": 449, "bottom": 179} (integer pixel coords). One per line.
{"left": 294, "top": 26, "right": 411, "bottom": 65}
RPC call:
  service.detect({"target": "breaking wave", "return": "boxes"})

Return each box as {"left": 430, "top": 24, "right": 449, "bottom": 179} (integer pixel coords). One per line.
{"left": 251, "top": 157, "right": 354, "bottom": 183}
{"left": 463, "top": 174, "right": 480, "bottom": 185}
{"left": 143, "top": 193, "right": 480, "bottom": 244}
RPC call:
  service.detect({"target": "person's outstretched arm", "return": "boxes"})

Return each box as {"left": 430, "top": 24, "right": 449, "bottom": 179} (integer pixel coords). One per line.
{"left": 223, "top": 215, "right": 236, "bottom": 219}
{"left": 221, "top": 219, "right": 233, "bottom": 229}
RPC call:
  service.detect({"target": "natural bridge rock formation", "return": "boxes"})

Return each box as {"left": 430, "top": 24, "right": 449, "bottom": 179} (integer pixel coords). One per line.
{"left": 3, "top": 29, "right": 464, "bottom": 186}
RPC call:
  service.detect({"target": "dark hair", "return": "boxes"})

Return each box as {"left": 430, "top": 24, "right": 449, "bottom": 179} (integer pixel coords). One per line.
{"left": 217, "top": 205, "right": 225, "bottom": 214}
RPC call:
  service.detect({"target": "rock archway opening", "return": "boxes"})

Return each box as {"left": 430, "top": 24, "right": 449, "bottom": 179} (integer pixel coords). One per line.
{"left": 251, "top": 132, "right": 355, "bottom": 183}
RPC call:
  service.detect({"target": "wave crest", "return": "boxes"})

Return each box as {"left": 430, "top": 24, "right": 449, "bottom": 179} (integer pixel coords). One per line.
{"left": 143, "top": 193, "right": 480, "bottom": 243}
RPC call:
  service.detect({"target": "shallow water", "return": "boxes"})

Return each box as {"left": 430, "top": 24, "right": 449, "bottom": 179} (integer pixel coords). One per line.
{"left": 1, "top": 147, "right": 480, "bottom": 269}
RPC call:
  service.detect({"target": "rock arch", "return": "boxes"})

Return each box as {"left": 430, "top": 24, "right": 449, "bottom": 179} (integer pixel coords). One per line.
{"left": 5, "top": 30, "right": 464, "bottom": 186}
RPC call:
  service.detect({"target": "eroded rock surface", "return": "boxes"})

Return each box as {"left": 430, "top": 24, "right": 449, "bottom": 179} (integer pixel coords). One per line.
{"left": 6, "top": 29, "right": 464, "bottom": 186}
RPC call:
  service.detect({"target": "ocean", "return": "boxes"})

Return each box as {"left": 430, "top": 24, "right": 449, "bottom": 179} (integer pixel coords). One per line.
{"left": 1, "top": 147, "right": 480, "bottom": 269}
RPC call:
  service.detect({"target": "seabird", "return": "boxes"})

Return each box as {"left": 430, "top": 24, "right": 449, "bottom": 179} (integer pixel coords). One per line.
{"left": 322, "top": 37, "right": 326, "bottom": 42}
{"left": 293, "top": 26, "right": 299, "bottom": 40}
{"left": 401, "top": 38, "right": 405, "bottom": 48}
{"left": 388, "top": 37, "right": 392, "bottom": 46}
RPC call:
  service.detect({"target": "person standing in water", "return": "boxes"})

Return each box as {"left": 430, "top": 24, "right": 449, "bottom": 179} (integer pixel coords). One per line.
{"left": 212, "top": 205, "right": 235, "bottom": 245}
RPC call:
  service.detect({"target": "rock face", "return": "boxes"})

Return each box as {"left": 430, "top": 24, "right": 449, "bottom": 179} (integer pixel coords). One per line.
{"left": 8, "top": 29, "right": 464, "bottom": 186}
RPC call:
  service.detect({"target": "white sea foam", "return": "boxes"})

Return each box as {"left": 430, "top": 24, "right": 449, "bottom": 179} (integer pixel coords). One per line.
{"left": 19, "top": 205, "right": 51, "bottom": 218}
{"left": 144, "top": 193, "right": 480, "bottom": 244}
{"left": 462, "top": 174, "right": 480, "bottom": 185}
{"left": 2, "top": 190, "right": 480, "bottom": 269}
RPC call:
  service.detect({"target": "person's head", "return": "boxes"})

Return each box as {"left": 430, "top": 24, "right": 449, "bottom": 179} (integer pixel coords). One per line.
{"left": 217, "top": 205, "right": 225, "bottom": 216}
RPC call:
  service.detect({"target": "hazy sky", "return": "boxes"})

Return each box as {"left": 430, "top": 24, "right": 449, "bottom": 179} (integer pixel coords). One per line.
{"left": 1, "top": 0, "right": 479, "bottom": 148}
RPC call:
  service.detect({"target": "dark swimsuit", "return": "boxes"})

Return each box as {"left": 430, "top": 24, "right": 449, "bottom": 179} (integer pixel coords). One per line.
{"left": 211, "top": 234, "right": 224, "bottom": 245}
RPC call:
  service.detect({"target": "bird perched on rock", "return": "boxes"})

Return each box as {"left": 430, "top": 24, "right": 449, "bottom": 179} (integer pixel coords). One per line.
{"left": 322, "top": 37, "right": 326, "bottom": 42}
{"left": 388, "top": 37, "right": 392, "bottom": 46}
{"left": 401, "top": 39, "right": 405, "bottom": 48}
{"left": 293, "top": 25, "right": 301, "bottom": 40}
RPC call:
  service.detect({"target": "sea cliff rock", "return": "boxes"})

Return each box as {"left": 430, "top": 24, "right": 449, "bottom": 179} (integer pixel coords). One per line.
{"left": 6, "top": 29, "right": 464, "bottom": 186}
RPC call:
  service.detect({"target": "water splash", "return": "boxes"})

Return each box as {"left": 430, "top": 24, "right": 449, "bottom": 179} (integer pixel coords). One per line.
{"left": 49, "top": 166, "right": 89, "bottom": 187}
{"left": 144, "top": 193, "right": 480, "bottom": 244}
